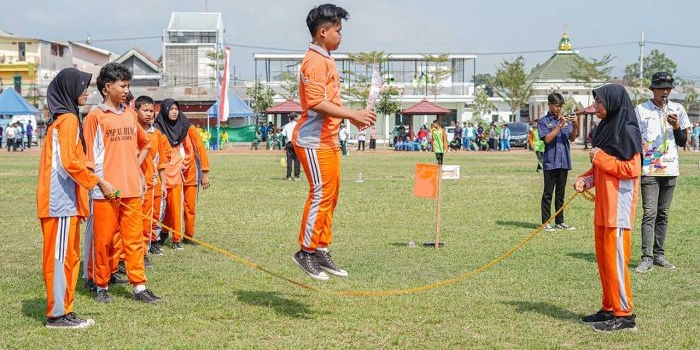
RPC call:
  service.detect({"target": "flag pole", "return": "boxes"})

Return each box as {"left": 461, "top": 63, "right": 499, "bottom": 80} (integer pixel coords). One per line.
{"left": 435, "top": 165, "right": 442, "bottom": 250}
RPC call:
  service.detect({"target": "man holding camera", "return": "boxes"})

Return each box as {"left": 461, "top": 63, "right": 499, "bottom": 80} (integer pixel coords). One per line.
{"left": 634, "top": 72, "right": 690, "bottom": 273}
{"left": 538, "top": 92, "right": 578, "bottom": 231}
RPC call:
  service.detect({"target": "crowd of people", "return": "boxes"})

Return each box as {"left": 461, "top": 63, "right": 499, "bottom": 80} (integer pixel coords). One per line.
{"left": 388, "top": 121, "right": 515, "bottom": 152}
{"left": 1, "top": 121, "right": 34, "bottom": 151}
{"left": 38, "top": 62, "right": 210, "bottom": 329}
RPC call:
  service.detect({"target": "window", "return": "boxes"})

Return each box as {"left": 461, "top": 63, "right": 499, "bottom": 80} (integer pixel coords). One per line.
{"left": 18, "top": 42, "right": 25, "bottom": 61}
{"left": 50, "top": 43, "right": 64, "bottom": 57}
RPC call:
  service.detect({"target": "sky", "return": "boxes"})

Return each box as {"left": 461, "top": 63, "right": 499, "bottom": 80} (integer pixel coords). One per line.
{"left": 3, "top": 0, "right": 698, "bottom": 84}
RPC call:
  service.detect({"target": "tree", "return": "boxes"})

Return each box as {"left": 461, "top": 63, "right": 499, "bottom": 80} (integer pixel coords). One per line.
{"left": 421, "top": 54, "right": 452, "bottom": 99}
{"left": 680, "top": 79, "right": 698, "bottom": 117}
{"left": 375, "top": 86, "right": 401, "bottom": 117}
{"left": 277, "top": 71, "right": 299, "bottom": 100}
{"left": 627, "top": 77, "right": 652, "bottom": 107}
{"left": 247, "top": 81, "right": 275, "bottom": 115}
{"left": 206, "top": 50, "right": 226, "bottom": 86}
{"left": 343, "top": 51, "right": 389, "bottom": 108}
{"left": 570, "top": 54, "right": 614, "bottom": 104}
{"left": 489, "top": 56, "right": 533, "bottom": 119}
{"left": 623, "top": 49, "right": 677, "bottom": 85}
{"left": 472, "top": 73, "right": 493, "bottom": 88}
{"left": 471, "top": 86, "right": 497, "bottom": 120}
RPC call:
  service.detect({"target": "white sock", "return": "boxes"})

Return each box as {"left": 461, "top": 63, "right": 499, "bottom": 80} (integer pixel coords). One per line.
{"left": 134, "top": 284, "right": 146, "bottom": 293}
{"left": 317, "top": 247, "right": 328, "bottom": 252}
{"left": 97, "top": 287, "right": 108, "bottom": 292}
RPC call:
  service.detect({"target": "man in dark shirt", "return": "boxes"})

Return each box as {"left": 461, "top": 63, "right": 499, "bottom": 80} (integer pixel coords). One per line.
{"left": 537, "top": 93, "right": 578, "bottom": 231}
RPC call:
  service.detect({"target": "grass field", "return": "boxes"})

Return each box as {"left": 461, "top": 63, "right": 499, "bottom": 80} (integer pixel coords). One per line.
{"left": 0, "top": 148, "right": 698, "bottom": 349}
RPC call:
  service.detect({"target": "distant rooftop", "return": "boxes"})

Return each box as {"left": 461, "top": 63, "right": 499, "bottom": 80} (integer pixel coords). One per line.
{"left": 527, "top": 29, "right": 584, "bottom": 82}
{"left": 167, "top": 12, "right": 222, "bottom": 32}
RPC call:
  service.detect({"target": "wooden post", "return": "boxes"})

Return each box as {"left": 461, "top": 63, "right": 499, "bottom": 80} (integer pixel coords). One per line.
{"left": 435, "top": 166, "right": 442, "bottom": 250}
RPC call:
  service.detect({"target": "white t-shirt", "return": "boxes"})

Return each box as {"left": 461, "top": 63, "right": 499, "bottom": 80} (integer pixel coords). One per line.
{"left": 357, "top": 129, "right": 366, "bottom": 141}
{"left": 339, "top": 127, "right": 349, "bottom": 141}
{"left": 282, "top": 120, "right": 297, "bottom": 143}
{"left": 635, "top": 100, "right": 691, "bottom": 176}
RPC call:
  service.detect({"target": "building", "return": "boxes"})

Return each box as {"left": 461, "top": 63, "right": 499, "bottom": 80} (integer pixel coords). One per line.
{"left": 526, "top": 30, "right": 599, "bottom": 121}
{"left": 114, "top": 47, "right": 161, "bottom": 87}
{"left": 162, "top": 12, "right": 224, "bottom": 88}
{"left": 69, "top": 41, "right": 116, "bottom": 84}
{"left": 0, "top": 30, "right": 71, "bottom": 109}
{"left": 254, "top": 52, "right": 485, "bottom": 138}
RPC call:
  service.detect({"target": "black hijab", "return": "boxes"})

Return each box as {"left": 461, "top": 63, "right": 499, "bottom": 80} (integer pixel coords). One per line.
{"left": 154, "top": 98, "right": 190, "bottom": 146}
{"left": 592, "top": 84, "right": 642, "bottom": 160}
{"left": 46, "top": 67, "right": 92, "bottom": 150}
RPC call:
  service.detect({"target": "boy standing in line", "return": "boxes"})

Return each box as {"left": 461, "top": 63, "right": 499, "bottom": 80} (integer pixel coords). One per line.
{"left": 182, "top": 122, "right": 210, "bottom": 245}
{"left": 292, "top": 4, "right": 376, "bottom": 280}
{"left": 135, "top": 95, "right": 171, "bottom": 261}
{"left": 83, "top": 62, "right": 161, "bottom": 303}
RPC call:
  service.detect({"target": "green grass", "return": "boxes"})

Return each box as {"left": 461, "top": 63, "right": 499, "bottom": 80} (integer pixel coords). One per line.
{"left": 1, "top": 148, "right": 698, "bottom": 349}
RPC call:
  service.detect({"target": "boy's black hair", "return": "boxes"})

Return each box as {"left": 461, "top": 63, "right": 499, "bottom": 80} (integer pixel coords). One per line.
{"left": 547, "top": 92, "right": 564, "bottom": 105}
{"left": 135, "top": 95, "right": 155, "bottom": 110}
{"left": 96, "top": 75, "right": 106, "bottom": 97}
{"left": 98, "top": 62, "right": 132, "bottom": 85}
{"left": 306, "top": 4, "right": 349, "bottom": 36}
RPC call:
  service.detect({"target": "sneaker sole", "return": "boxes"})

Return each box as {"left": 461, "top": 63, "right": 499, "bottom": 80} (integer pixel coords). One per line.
{"left": 592, "top": 325, "right": 638, "bottom": 332}
{"left": 292, "top": 256, "right": 329, "bottom": 281}
{"left": 320, "top": 265, "right": 349, "bottom": 277}
{"left": 46, "top": 323, "right": 91, "bottom": 329}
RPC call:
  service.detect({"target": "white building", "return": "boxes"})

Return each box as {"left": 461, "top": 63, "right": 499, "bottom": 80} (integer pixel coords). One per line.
{"left": 162, "top": 12, "right": 224, "bottom": 87}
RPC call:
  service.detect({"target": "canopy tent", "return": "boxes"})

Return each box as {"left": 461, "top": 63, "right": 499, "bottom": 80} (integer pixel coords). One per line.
{"left": 265, "top": 100, "right": 302, "bottom": 126}
{"left": 401, "top": 99, "right": 451, "bottom": 135}
{"left": 206, "top": 91, "right": 254, "bottom": 118}
{"left": 0, "top": 88, "right": 41, "bottom": 115}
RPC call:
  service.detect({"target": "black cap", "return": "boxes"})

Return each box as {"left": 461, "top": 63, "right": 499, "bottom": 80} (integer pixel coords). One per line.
{"left": 649, "top": 72, "right": 675, "bottom": 89}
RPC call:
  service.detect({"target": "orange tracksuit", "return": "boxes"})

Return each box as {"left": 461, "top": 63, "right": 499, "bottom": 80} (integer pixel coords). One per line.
{"left": 577, "top": 152, "right": 641, "bottom": 317}
{"left": 182, "top": 125, "right": 209, "bottom": 238}
{"left": 140, "top": 126, "right": 171, "bottom": 249}
{"left": 292, "top": 43, "right": 343, "bottom": 252}
{"left": 162, "top": 140, "right": 187, "bottom": 243}
{"left": 37, "top": 113, "right": 99, "bottom": 318}
{"left": 83, "top": 104, "right": 151, "bottom": 289}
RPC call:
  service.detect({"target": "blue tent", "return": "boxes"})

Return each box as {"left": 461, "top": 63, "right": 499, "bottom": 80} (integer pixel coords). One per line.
{"left": 0, "top": 88, "right": 41, "bottom": 115}
{"left": 207, "top": 91, "right": 254, "bottom": 118}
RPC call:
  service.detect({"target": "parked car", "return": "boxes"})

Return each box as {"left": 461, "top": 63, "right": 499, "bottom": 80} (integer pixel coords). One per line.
{"left": 507, "top": 122, "right": 530, "bottom": 149}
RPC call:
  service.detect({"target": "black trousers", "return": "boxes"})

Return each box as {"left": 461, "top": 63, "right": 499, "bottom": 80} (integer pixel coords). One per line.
{"left": 285, "top": 142, "right": 300, "bottom": 178}
{"left": 369, "top": 139, "right": 376, "bottom": 150}
{"left": 357, "top": 140, "right": 365, "bottom": 151}
{"left": 541, "top": 168, "right": 568, "bottom": 225}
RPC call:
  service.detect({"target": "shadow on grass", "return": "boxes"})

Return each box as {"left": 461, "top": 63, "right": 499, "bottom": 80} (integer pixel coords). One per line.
{"left": 505, "top": 300, "right": 580, "bottom": 321}
{"left": 495, "top": 220, "right": 539, "bottom": 230}
{"left": 235, "top": 290, "right": 312, "bottom": 319}
{"left": 21, "top": 298, "right": 45, "bottom": 323}
{"left": 566, "top": 252, "right": 597, "bottom": 263}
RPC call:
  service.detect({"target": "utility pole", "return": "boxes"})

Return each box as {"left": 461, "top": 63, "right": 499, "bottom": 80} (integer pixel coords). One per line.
{"left": 639, "top": 31, "right": 645, "bottom": 89}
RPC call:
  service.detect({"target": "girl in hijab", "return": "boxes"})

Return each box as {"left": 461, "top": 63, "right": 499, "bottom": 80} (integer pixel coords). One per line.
{"left": 574, "top": 84, "right": 642, "bottom": 332}
{"left": 37, "top": 68, "right": 114, "bottom": 329}
{"left": 154, "top": 99, "right": 210, "bottom": 249}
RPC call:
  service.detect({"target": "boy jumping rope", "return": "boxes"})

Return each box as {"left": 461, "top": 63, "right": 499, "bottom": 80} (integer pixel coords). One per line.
{"left": 292, "top": 4, "right": 376, "bottom": 280}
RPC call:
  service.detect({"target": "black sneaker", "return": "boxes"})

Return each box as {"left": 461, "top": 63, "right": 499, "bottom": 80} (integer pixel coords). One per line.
{"left": 117, "top": 261, "right": 126, "bottom": 274}
{"left": 592, "top": 315, "right": 637, "bottom": 332}
{"left": 580, "top": 309, "right": 614, "bottom": 324}
{"left": 46, "top": 313, "right": 93, "bottom": 329}
{"left": 133, "top": 289, "right": 162, "bottom": 303}
{"left": 65, "top": 312, "right": 95, "bottom": 327}
{"left": 292, "top": 250, "right": 329, "bottom": 281}
{"left": 149, "top": 243, "right": 164, "bottom": 256}
{"left": 84, "top": 279, "right": 96, "bottom": 292}
{"left": 182, "top": 237, "right": 199, "bottom": 246}
{"left": 109, "top": 273, "right": 129, "bottom": 285}
{"left": 653, "top": 256, "right": 676, "bottom": 269}
{"left": 144, "top": 256, "right": 153, "bottom": 269}
{"left": 171, "top": 242, "right": 184, "bottom": 250}
{"left": 94, "top": 289, "right": 113, "bottom": 303}
{"left": 315, "top": 250, "right": 348, "bottom": 277}
{"left": 555, "top": 223, "right": 576, "bottom": 230}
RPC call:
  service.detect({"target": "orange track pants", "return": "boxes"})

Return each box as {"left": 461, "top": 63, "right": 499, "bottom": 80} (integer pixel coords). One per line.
{"left": 162, "top": 183, "right": 183, "bottom": 243}
{"left": 142, "top": 186, "right": 155, "bottom": 252}
{"left": 294, "top": 146, "right": 340, "bottom": 251}
{"left": 595, "top": 225, "right": 634, "bottom": 316}
{"left": 41, "top": 216, "right": 80, "bottom": 318}
{"left": 151, "top": 191, "right": 163, "bottom": 242}
{"left": 92, "top": 198, "right": 146, "bottom": 288}
{"left": 183, "top": 184, "right": 198, "bottom": 237}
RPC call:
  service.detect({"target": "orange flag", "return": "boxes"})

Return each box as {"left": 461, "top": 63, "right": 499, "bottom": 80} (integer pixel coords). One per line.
{"left": 413, "top": 163, "right": 439, "bottom": 199}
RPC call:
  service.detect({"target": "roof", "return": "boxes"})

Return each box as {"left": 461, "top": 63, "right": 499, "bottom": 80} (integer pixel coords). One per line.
{"left": 69, "top": 41, "right": 115, "bottom": 57}
{"left": 265, "top": 100, "right": 302, "bottom": 114}
{"left": 0, "top": 29, "right": 18, "bottom": 37}
{"left": 115, "top": 47, "right": 161, "bottom": 70}
{"left": 402, "top": 99, "right": 451, "bottom": 115}
{"left": 0, "top": 88, "right": 41, "bottom": 115}
{"left": 527, "top": 51, "right": 586, "bottom": 81}
{"left": 167, "top": 12, "right": 222, "bottom": 32}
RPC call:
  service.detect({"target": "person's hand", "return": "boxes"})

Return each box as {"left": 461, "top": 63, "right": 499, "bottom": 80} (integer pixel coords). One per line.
{"left": 588, "top": 147, "right": 600, "bottom": 162}
{"left": 574, "top": 178, "right": 585, "bottom": 193}
{"left": 201, "top": 173, "right": 210, "bottom": 190}
{"left": 667, "top": 113, "right": 680, "bottom": 130}
{"left": 349, "top": 109, "right": 376, "bottom": 130}
{"left": 161, "top": 183, "right": 167, "bottom": 199}
{"left": 96, "top": 178, "right": 115, "bottom": 198}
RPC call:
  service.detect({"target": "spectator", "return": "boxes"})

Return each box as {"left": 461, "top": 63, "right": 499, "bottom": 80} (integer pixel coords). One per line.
{"left": 464, "top": 122, "right": 475, "bottom": 151}
{"left": 476, "top": 123, "right": 485, "bottom": 151}
{"left": 488, "top": 122, "right": 498, "bottom": 151}
{"left": 369, "top": 125, "right": 377, "bottom": 151}
{"left": 357, "top": 127, "right": 366, "bottom": 151}
{"left": 430, "top": 120, "right": 447, "bottom": 165}
{"left": 6, "top": 123, "right": 15, "bottom": 151}
{"left": 26, "top": 123, "right": 34, "bottom": 149}
{"left": 339, "top": 123, "right": 349, "bottom": 155}
{"left": 500, "top": 124, "right": 511, "bottom": 151}
{"left": 529, "top": 119, "right": 544, "bottom": 172}
{"left": 282, "top": 113, "right": 301, "bottom": 180}
{"left": 692, "top": 122, "right": 699, "bottom": 152}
